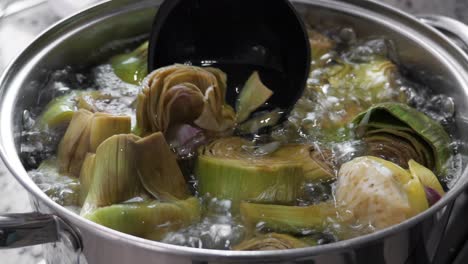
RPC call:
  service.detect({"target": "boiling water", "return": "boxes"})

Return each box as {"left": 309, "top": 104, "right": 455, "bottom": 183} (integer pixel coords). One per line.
{"left": 22, "top": 26, "right": 462, "bottom": 249}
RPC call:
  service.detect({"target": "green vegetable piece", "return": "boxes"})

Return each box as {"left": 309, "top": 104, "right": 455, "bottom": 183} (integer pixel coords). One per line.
{"left": 85, "top": 197, "right": 201, "bottom": 241}
{"left": 110, "top": 41, "right": 149, "bottom": 85}
{"left": 408, "top": 159, "right": 445, "bottom": 196}
{"left": 38, "top": 92, "right": 78, "bottom": 129}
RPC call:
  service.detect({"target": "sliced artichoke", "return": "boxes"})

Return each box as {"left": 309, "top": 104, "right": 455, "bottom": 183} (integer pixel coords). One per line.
{"left": 240, "top": 201, "right": 336, "bottom": 234}
{"left": 353, "top": 102, "right": 452, "bottom": 176}
{"left": 335, "top": 156, "right": 428, "bottom": 231}
{"left": 110, "top": 41, "right": 148, "bottom": 85}
{"left": 196, "top": 137, "right": 303, "bottom": 208}
{"left": 81, "top": 134, "right": 142, "bottom": 214}
{"left": 85, "top": 197, "right": 201, "bottom": 241}
{"left": 236, "top": 71, "right": 273, "bottom": 123}
{"left": 133, "top": 132, "right": 190, "bottom": 200}
{"left": 79, "top": 153, "right": 96, "bottom": 205}
{"left": 136, "top": 64, "right": 235, "bottom": 136}
{"left": 289, "top": 57, "right": 407, "bottom": 141}
{"left": 233, "top": 233, "right": 309, "bottom": 251}
{"left": 57, "top": 110, "right": 131, "bottom": 177}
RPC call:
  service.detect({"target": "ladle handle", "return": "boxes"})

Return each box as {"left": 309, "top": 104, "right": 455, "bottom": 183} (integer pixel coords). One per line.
{"left": 0, "top": 212, "right": 81, "bottom": 250}
{"left": 417, "top": 14, "right": 468, "bottom": 53}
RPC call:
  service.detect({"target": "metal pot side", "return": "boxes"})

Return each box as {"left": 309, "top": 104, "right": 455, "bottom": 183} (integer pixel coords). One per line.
{"left": 1, "top": 0, "right": 468, "bottom": 263}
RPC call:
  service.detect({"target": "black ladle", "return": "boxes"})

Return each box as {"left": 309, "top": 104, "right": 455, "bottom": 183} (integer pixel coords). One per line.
{"left": 148, "top": 0, "right": 311, "bottom": 115}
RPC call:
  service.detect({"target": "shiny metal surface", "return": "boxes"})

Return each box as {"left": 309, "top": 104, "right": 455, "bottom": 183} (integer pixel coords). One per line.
{"left": 1, "top": 0, "right": 468, "bottom": 263}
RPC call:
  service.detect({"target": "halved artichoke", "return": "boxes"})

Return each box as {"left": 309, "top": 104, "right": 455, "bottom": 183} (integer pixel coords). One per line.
{"left": 57, "top": 110, "right": 131, "bottom": 177}
{"left": 85, "top": 197, "right": 201, "bottom": 241}
{"left": 353, "top": 102, "right": 452, "bottom": 176}
{"left": 136, "top": 64, "right": 236, "bottom": 136}
{"left": 335, "top": 156, "right": 428, "bottom": 231}
{"left": 196, "top": 137, "right": 307, "bottom": 208}
{"left": 233, "top": 233, "right": 309, "bottom": 251}
{"left": 289, "top": 57, "right": 406, "bottom": 141}
{"left": 110, "top": 41, "right": 148, "bottom": 85}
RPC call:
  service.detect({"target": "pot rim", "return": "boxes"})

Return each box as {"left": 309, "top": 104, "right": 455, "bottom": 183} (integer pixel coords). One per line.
{"left": 1, "top": 0, "right": 468, "bottom": 261}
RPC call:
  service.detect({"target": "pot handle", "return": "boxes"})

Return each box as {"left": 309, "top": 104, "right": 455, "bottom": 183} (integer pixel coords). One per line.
{"left": 0, "top": 212, "right": 81, "bottom": 250}
{"left": 416, "top": 14, "right": 468, "bottom": 53}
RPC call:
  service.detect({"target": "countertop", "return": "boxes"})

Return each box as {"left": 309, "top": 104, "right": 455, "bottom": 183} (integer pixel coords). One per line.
{"left": 0, "top": 0, "right": 467, "bottom": 263}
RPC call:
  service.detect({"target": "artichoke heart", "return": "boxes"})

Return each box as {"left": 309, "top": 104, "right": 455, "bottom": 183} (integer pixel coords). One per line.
{"left": 110, "top": 41, "right": 148, "bottom": 85}
{"left": 57, "top": 110, "right": 131, "bottom": 177}
{"left": 85, "top": 197, "right": 201, "bottom": 241}
{"left": 233, "top": 233, "right": 309, "bottom": 251}
{"left": 240, "top": 201, "right": 336, "bottom": 235}
{"left": 335, "top": 156, "right": 428, "bottom": 231}
{"left": 196, "top": 137, "right": 304, "bottom": 208}
{"left": 236, "top": 71, "right": 273, "bottom": 123}
{"left": 136, "top": 64, "right": 235, "bottom": 136}
{"left": 353, "top": 102, "right": 452, "bottom": 176}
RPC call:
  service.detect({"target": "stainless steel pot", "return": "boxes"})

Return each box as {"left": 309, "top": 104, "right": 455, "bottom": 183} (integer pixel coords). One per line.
{"left": 1, "top": 0, "right": 468, "bottom": 263}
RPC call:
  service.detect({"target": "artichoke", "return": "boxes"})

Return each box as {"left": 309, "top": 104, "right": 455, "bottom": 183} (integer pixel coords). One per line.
{"left": 233, "top": 233, "right": 309, "bottom": 251}
{"left": 81, "top": 134, "right": 142, "bottom": 214}
{"left": 353, "top": 102, "right": 452, "bottom": 175}
{"left": 79, "top": 153, "right": 96, "bottom": 205}
{"left": 110, "top": 41, "right": 148, "bottom": 85}
{"left": 134, "top": 132, "right": 190, "bottom": 200}
{"left": 240, "top": 201, "right": 335, "bottom": 235}
{"left": 289, "top": 57, "right": 406, "bottom": 141}
{"left": 38, "top": 92, "right": 78, "bottom": 129}
{"left": 57, "top": 110, "right": 131, "bottom": 177}
{"left": 335, "top": 156, "right": 428, "bottom": 231}
{"left": 196, "top": 137, "right": 304, "bottom": 208}
{"left": 236, "top": 71, "right": 273, "bottom": 123}
{"left": 136, "top": 64, "right": 236, "bottom": 136}
{"left": 38, "top": 91, "right": 113, "bottom": 129}
{"left": 85, "top": 197, "right": 201, "bottom": 241}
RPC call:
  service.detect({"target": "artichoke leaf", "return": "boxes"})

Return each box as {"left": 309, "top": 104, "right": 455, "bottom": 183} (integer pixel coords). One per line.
{"left": 233, "top": 233, "right": 309, "bottom": 251}
{"left": 85, "top": 197, "right": 201, "bottom": 241}
{"left": 81, "top": 134, "right": 142, "bottom": 214}
{"left": 79, "top": 153, "right": 96, "bottom": 205}
{"left": 110, "top": 41, "right": 148, "bottom": 85}
{"left": 353, "top": 103, "right": 452, "bottom": 176}
{"left": 236, "top": 71, "right": 273, "bottom": 123}
{"left": 132, "top": 132, "right": 190, "bottom": 200}
{"left": 408, "top": 159, "right": 445, "bottom": 197}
